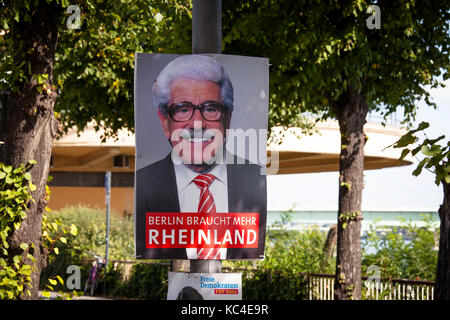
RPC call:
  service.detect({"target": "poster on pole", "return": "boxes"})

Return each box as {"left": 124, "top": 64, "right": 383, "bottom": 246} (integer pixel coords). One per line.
{"left": 167, "top": 272, "right": 242, "bottom": 300}
{"left": 134, "top": 53, "right": 269, "bottom": 260}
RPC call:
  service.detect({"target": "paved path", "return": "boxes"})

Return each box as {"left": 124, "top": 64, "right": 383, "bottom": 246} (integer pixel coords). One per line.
{"left": 38, "top": 290, "right": 112, "bottom": 300}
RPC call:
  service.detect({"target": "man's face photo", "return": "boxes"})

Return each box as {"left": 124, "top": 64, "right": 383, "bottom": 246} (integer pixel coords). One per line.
{"left": 156, "top": 70, "right": 232, "bottom": 170}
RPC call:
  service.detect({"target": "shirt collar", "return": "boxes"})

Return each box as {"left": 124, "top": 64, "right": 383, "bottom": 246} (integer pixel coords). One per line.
{"left": 172, "top": 151, "right": 227, "bottom": 193}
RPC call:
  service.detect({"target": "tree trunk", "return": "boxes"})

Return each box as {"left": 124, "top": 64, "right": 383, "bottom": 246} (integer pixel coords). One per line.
{"left": 2, "top": 2, "right": 61, "bottom": 300}
{"left": 330, "top": 87, "right": 368, "bottom": 300}
{"left": 435, "top": 181, "right": 450, "bottom": 300}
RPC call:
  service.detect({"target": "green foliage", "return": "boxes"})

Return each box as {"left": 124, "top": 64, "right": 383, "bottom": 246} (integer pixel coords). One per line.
{"left": 223, "top": 0, "right": 450, "bottom": 127}
{"left": 103, "top": 263, "right": 169, "bottom": 300}
{"left": 51, "top": 205, "right": 133, "bottom": 260}
{"left": 224, "top": 211, "right": 334, "bottom": 299}
{"left": 40, "top": 207, "right": 440, "bottom": 299}
{"left": 0, "top": 160, "right": 36, "bottom": 299}
{"left": 40, "top": 205, "right": 134, "bottom": 289}
{"left": 40, "top": 206, "right": 79, "bottom": 296}
{"left": 9, "top": 0, "right": 447, "bottom": 139}
{"left": 1, "top": 0, "right": 192, "bottom": 139}
{"left": 263, "top": 228, "right": 333, "bottom": 274}
{"left": 0, "top": 162, "right": 79, "bottom": 299}
{"left": 0, "top": 0, "right": 63, "bottom": 93}
{"left": 392, "top": 121, "right": 449, "bottom": 186}
{"left": 42, "top": 208, "right": 331, "bottom": 299}
{"left": 225, "top": 211, "right": 334, "bottom": 275}
{"left": 241, "top": 268, "right": 309, "bottom": 300}
{"left": 362, "top": 214, "right": 439, "bottom": 281}
{"left": 338, "top": 211, "right": 361, "bottom": 229}
{"left": 53, "top": 0, "right": 192, "bottom": 139}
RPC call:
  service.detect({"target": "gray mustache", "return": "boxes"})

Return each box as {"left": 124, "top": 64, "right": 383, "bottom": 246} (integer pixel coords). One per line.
{"left": 180, "top": 128, "right": 216, "bottom": 140}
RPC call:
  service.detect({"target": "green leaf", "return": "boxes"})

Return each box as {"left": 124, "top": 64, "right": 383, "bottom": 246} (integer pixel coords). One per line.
{"left": 18, "top": 264, "right": 32, "bottom": 276}
{"left": 421, "top": 144, "right": 442, "bottom": 157}
{"left": 413, "top": 158, "right": 428, "bottom": 176}
{"left": 399, "top": 148, "right": 410, "bottom": 161}
{"left": 410, "top": 122, "right": 430, "bottom": 134}
{"left": 70, "top": 224, "right": 78, "bottom": 236}
{"left": 13, "top": 255, "right": 22, "bottom": 265}
{"left": 19, "top": 243, "right": 28, "bottom": 251}
{"left": 395, "top": 133, "right": 417, "bottom": 148}
{"left": 27, "top": 253, "right": 36, "bottom": 263}
{"left": 411, "top": 146, "right": 422, "bottom": 156}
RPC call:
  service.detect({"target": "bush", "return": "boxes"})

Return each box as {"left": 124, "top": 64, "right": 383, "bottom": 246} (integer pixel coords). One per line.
{"left": 224, "top": 212, "right": 334, "bottom": 274}
{"left": 0, "top": 161, "right": 36, "bottom": 299}
{"left": 241, "top": 269, "right": 309, "bottom": 300}
{"left": 116, "top": 263, "right": 168, "bottom": 299}
{"left": 40, "top": 207, "right": 440, "bottom": 299}
{"left": 49, "top": 205, "right": 134, "bottom": 260}
{"left": 40, "top": 205, "right": 134, "bottom": 290}
{"left": 362, "top": 214, "right": 439, "bottom": 281}
{"left": 224, "top": 211, "right": 333, "bottom": 299}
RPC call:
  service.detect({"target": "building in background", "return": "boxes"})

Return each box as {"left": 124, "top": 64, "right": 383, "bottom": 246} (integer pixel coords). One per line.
{"left": 49, "top": 124, "right": 135, "bottom": 218}
{"left": 48, "top": 114, "right": 420, "bottom": 227}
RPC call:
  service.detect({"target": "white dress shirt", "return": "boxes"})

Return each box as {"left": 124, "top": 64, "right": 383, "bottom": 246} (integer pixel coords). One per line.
{"left": 172, "top": 152, "right": 228, "bottom": 259}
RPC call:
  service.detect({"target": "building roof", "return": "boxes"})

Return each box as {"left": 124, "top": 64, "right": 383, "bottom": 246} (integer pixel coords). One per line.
{"left": 51, "top": 120, "right": 412, "bottom": 174}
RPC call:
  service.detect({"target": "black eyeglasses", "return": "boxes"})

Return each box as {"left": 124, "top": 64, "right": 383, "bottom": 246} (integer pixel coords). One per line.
{"left": 166, "top": 101, "right": 225, "bottom": 122}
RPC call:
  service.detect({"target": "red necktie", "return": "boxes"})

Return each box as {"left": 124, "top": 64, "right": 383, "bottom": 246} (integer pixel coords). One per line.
{"left": 193, "top": 174, "right": 220, "bottom": 259}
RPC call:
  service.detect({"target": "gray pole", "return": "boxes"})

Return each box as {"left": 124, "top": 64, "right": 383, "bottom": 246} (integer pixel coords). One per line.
{"left": 190, "top": 0, "right": 222, "bottom": 274}
{"left": 105, "top": 171, "right": 111, "bottom": 266}
{"left": 192, "top": 0, "right": 222, "bottom": 54}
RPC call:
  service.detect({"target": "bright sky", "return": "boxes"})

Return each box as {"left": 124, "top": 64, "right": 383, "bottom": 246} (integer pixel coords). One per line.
{"left": 267, "top": 79, "right": 450, "bottom": 212}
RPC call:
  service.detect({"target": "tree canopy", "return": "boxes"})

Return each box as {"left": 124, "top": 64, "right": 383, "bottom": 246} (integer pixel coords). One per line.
{"left": 221, "top": 0, "right": 449, "bottom": 299}
{"left": 222, "top": 0, "right": 449, "bottom": 127}
{"left": 53, "top": 0, "right": 192, "bottom": 138}
{"left": 1, "top": 0, "right": 192, "bottom": 139}
{"left": 3, "top": 1, "right": 448, "bottom": 134}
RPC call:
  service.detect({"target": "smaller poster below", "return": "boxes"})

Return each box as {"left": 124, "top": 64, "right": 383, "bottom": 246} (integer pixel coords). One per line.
{"left": 167, "top": 272, "right": 242, "bottom": 300}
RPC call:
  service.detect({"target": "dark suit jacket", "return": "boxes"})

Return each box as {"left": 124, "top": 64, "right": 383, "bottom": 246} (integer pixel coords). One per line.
{"left": 135, "top": 153, "right": 267, "bottom": 259}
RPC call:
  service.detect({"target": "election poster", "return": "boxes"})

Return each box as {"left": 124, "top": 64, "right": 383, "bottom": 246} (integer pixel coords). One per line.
{"left": 167, "top": 272, "right": 242, "bottom": 300}
{"left": 134, "top": 53, "right": 269, "bottom": 260}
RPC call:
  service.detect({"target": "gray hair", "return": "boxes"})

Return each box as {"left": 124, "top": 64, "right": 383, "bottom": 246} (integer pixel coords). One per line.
{"left": 152, "top": 55, "right": 234, "bottom": 113}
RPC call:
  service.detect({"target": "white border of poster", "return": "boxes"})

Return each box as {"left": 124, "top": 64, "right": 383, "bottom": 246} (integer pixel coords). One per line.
{"left": 134, "top": 53, "right": 269, "bottom": 260}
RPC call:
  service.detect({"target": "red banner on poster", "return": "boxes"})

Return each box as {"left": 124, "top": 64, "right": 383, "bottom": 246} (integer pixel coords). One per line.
{"left": 145, "top": 212, "right": 259, "bottom": 249}
{"left": 214, "top": 289, "right": 239, "bottom": 295}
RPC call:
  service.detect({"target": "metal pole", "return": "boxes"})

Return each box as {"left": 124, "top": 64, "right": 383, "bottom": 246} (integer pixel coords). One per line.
{"left": 105, "top": 171, "right": 111, "bottom": 266}
{"left": 192, "top": 0, "right": 222, "bottom": 54}
{"left": 189, "top": 0, "right": 222, "bottom": 274}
